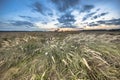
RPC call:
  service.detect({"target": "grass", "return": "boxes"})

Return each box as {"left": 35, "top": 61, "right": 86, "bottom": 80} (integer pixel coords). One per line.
{"left": 0, "top": 31, "right": 120, "bottom": 80}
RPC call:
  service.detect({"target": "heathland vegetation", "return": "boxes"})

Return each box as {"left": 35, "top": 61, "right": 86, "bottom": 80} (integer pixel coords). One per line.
{"left": 0, "top": 31, "right": 120, "bottom": 80}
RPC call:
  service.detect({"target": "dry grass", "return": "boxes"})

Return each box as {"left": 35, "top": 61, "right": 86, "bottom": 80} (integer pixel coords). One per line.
{"left": 0, "top": 31, "right": 120, "bottom": 80}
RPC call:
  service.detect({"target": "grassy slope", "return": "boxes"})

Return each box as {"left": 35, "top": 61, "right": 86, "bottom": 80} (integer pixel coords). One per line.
{"left": 0, "top": 31, "right": 120, "bottom": 80}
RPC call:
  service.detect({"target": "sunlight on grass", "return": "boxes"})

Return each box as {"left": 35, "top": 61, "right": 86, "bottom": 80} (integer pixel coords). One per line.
{"left": 0, "top": 31, "right": 120, "bottom": 80}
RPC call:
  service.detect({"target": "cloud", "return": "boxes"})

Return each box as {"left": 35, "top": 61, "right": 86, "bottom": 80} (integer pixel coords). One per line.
{"left": 92, "top": 12, "right": 109, "bottom": 19}
{"left": 81, "top": 5, "right": 94, "bottom": 12}
{"left": 57, "top": 13, "right": 76, "bottom": 28}
{"left": 35, "top": 21, "right": 58, "bottom": 29}
{"left": 0, "top": 21, "right": 3, "bottom": 24}
{"left": 82, "top": 8, "right": 100, "bottom": 21}
{"left": 0, "top": 21, "right": 11, "bottom": 27}
{"left": 82, "top": 12, "right": 96, "bottom": 21}
{"left": 19, "top": 15, "right": 37, "bottom": 22}
{"left": 88, "top": 22, "right": 99, "bottom": 26}
{"left": 97, "top": 18, "right": 120, "bottom": 25}
{"left": 50, "top": 0, "right": 80, "bottom": 12}
{"left": 32, "top": 1, "right": 53, "bottom": 16}
{"left": 11, "top": 21, "right": 34, "bottom": 27}
{"left": 48, "top": 13, "right": 53, "bottom": 16}
{"left": 19, "top": 16, "right": 32, "bottom": 20}
{"left": 88, "top": 18, "right": 120, "bottom": 26}
{"left": 32, "top": 1, "right": 46, "bottom": 15}
{"left": 0, "top": 20, "right": 41, "bottom": 31}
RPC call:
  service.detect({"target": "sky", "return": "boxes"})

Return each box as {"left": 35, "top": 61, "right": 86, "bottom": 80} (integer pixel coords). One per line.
{"left": 0, "top": 0, "right": 120, "bottom": 31}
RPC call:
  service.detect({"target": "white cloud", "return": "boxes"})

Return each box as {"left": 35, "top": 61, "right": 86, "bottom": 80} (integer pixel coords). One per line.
{"left": 35, "top": 21, "right": 59, "bottom": 29}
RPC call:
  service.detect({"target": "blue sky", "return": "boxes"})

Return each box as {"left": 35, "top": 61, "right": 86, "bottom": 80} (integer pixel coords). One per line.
{"left": 0, "top": 0, "right": 120, "bottom": 31}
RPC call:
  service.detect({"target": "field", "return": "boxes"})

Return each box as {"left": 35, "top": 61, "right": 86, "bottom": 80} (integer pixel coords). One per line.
{"left": 0, "top": 31, "right": 120, "bottom": 80}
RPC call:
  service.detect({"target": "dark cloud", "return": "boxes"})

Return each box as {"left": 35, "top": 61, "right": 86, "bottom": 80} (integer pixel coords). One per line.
{"left": 97, "top": 21, "right": 106, "bottom": 24}
{"left": 88, "top": 22, "right": 99, "bottom": 26}
{"left": 0, "top": 21, "right": 3, "bottom": 24}
{"left": 19, "top": 16, "right": 33, "bottom": 20}
{"left": 48, "top": 13, "right": 53, "bottom": 16}
{"left": 88, "top": 18, "right": 120, "bottom": 26}
{"left": 97, "top": 18, "right": 120, "bottom": 25}
{"left": 19, "top": 15, "right": 44, "bottom": 22}
{"left": 11, "top": 21, "right": 34, "bottom": 27}
{"left": 92, "top": 12, "right": 108, "bottom": 19}
{"left": 51, "top": 0, "right": 80, "bottom": 12}
{"left": 32, "top": 1, "right": 52, "bottom": 16}
{"left": 81, "top": 5, "right": 94, "bottom": 12}
{"left": 82, "top": 8, "right": 100, "bottom": 21}
{"left": 58, "top": 13, "right": 76, "bottom": 28}
{"left": 0, "top": 21, "right": 12, "bottom": 27}
{"left": 0, "top": 21, "right": 7, "bottom": 27}
{"left": 82, "top": 12, "right": 96, "bottom": 21}
{"left": 96, "top": 8, "right": 100, "bottom": 11}
{"left": 100, "top": 13, "right": 108, "bottom": 16}
{"left": 32, "top": 2, "right": 45, "bottom": 15}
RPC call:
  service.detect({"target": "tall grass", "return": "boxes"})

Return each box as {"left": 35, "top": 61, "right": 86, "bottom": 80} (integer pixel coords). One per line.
{"left": 0, "top": 31, "right": 120, "bottom": 80}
